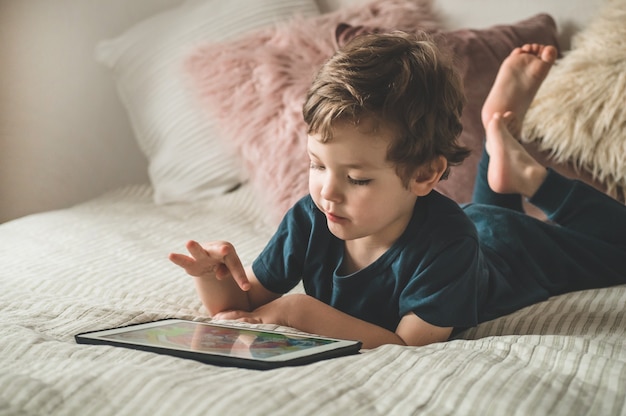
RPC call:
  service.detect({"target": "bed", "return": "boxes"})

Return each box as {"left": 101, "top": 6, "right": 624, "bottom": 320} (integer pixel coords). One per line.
{"left": 2, "top": 0, "right": 625, "bottom": 415}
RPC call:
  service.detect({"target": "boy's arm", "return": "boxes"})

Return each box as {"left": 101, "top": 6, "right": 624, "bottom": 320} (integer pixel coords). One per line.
{"left": 191, "top": 265, "right": 280, "bottom": 316}
{"left": 215, "top": 294, "right": 452, "bottom": 349}
{"left": 395, "top": 312, "right": 453, "bottom": 347}
{"left": 169, "top": 240, "right": 280, "bottom": 316}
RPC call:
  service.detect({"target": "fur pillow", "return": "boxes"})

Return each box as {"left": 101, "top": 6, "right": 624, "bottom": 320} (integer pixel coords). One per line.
{"left": 522, "top": 0, "right": 626, "bottom": 201}
{"left": 186, "top": 0, "right": 440, "bottom": 224}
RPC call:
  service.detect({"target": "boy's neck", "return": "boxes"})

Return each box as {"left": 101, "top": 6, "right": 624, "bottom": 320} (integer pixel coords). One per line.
{"left": 340, "top": 240, "right": 382, "bottom": 276}
{"left": 341, "top": 240, "right": 391, "bottom": 275}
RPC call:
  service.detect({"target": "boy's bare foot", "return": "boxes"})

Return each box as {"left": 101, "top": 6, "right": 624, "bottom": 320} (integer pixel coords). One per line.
{"left": 481, "top": 44, "right": 557, "bottom": 137}
{"left": 486, "top": 113, "right": 547, "bottom": 198}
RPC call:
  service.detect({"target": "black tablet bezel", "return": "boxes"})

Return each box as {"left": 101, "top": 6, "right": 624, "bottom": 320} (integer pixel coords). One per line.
{"left": 75, "top": 319, "right": 361, "bottom": 370}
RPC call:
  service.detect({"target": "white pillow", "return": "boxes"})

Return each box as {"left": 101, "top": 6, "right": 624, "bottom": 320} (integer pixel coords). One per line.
{"left": 95, "top": 0, "right": 320, "bottom": 204}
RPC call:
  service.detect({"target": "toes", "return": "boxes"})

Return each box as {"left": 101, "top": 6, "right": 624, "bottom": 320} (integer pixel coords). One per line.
{"left": 540, "top": 45, "right": 558, "bottom": 64}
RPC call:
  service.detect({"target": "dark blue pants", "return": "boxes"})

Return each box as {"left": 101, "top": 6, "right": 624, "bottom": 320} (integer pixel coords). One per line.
{"left": 465, "top": 149, "right": 626, "bottom": 319}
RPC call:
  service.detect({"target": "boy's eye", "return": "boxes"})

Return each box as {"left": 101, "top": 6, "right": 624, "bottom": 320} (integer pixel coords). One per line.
{"left": 309, "top": 162, "right": 324, "bottom": 171}
{"left": 348, "top": 176, "right": 371, "bottom": 186}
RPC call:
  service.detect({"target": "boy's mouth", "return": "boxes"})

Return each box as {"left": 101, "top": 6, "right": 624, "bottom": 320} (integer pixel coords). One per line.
{"left": 326, "top": 211, "right": 347, "bottom": 223}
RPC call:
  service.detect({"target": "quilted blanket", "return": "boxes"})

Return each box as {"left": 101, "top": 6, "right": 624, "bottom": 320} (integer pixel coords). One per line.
{"left": 1, "top": 185, "right": 624, "bottom": 415}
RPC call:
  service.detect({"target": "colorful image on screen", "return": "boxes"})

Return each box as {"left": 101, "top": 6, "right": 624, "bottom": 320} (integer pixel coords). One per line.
{"left": 102, "top": 322, "right": 334, "bottom": 359}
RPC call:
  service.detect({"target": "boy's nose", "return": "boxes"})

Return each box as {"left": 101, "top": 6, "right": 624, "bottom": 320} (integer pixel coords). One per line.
{"left": 321, "top": 176, "right": 342, "bottom": 202}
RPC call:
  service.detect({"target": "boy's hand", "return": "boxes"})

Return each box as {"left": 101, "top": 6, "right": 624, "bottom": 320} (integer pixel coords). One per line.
{"left": 169, "top": 240, "right": 251, "bottom": 291}
{"left": 213, "top": 295, "right": 293, "bottom": 327}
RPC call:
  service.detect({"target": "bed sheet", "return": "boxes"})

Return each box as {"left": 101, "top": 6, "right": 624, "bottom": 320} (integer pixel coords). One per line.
{"left": 1, "top": 185, "right": 624, "bottom": 415}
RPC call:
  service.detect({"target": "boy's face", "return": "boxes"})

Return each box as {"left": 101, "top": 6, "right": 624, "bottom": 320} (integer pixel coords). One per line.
{"left": 308, "top": 121, "right": 419, "bottom": 248}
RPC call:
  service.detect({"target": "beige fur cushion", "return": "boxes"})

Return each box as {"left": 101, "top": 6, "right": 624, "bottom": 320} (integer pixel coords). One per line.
{"left": 522, "top": 0, "right": 626, "bottom": 201}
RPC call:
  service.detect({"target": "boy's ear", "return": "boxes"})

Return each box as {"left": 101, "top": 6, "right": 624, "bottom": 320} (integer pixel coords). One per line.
{"left": 409, "top": 156, "right": 448, "bottom": 196}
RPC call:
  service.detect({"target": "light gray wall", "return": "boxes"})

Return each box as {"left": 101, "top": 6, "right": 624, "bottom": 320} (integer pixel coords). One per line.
{"left": 0, "top": 0, "right": 183, "bottom": 222}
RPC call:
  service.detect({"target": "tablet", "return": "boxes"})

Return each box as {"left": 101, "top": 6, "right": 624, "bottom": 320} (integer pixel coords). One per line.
{"left": 75, "top": 319, "right": 362, "bottom": 370}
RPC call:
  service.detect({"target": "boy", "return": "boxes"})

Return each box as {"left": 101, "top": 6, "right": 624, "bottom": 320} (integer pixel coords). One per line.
{"left": 170, "top": 32, "right": 626, "bottom": 349}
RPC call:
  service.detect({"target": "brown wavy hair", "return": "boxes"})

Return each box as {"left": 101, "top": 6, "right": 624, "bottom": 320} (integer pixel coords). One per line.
{"left": 302, "top": 31, "right": 469, "bottom": 184}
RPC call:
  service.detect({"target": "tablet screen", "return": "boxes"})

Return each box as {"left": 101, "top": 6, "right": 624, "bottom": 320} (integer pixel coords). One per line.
{"left": 98, "top": 320, "right": 335, "bottom": 360}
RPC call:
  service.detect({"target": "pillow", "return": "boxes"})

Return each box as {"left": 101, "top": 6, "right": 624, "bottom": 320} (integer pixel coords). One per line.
{"left": 522, "top": 0, "right": 626, "bottom": 202}
{"left": 95, "top": 0, "right": 320, "bottom": 204}
{"left": 185, "top": 0, "right": 441, "bottom": 224}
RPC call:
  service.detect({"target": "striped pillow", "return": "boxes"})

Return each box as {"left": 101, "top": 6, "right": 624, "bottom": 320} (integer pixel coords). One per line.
{"left": 96, "top": 0, "right": 320, "bottom": 204}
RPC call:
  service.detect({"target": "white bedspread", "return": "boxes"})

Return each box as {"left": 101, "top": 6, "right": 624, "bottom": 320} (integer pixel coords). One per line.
{"left": 1, "top": 185, "right": 624, "bottom": 415}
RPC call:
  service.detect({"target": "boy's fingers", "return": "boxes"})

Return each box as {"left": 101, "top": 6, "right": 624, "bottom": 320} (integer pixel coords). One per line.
{"left": 184, "top": 240, "right": 250, "bottom": 291}
{"left": 186, "top": 240, "right": 210, "bottom": 259}
{"left": 168, "top": 252, "right": 194, "bottom": 268}
{"left": 222, "top": 251, "right": 250, "bottom": 291}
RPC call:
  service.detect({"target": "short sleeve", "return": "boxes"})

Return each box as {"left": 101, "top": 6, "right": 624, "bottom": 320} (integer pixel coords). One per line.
{"left": 252, "top": 196, "right": 315, "bottom": 294}
{"left": 399, "top": 236, "right": 483, "bottom": 328}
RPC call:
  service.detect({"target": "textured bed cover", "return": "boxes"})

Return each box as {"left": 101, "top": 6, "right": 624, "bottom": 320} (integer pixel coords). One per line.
{"left": 1, "top": 185, "right": 625, "bottom": 415}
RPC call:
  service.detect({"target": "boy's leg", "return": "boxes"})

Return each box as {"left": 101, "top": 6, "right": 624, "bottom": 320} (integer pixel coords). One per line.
{"left": 478, "top": 41, "right": 625, "bottom": 244}
{"left": 472, "top": 147, "right": 524, "bottom": 212}
{"left": 473, "top": 44, "right": 556, "bottom": 210}
{"left": 484, "top": 114, "right": 547, "bottom": 199}
{"left": 529, "top": 167, "right": 626, "bottom": 245}
{"left": 473, "top": 116, "right": 626, "bottom": 303}
{"left": 474, "top": 44, "right": 626, "bottom": 304}
{"left": 487, "top": 114, "right": 626, "bottom": 243}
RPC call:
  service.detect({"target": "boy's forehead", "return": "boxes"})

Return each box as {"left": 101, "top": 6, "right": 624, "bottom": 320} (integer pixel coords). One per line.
{"left": 307, "top": 127, "right": 392, "bottom": 168}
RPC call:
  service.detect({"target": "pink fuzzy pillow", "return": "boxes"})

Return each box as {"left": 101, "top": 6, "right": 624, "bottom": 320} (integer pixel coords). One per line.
{"left": 187, "top": 1, "right": 559, "bottom": 223}
{"left": 186, "top": 0, "right": 440, "bottom": 224}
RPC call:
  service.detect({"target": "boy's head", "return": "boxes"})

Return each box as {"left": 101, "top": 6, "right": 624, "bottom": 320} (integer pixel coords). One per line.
{"left": 303, "top": 31, "right": 470, "bottom": 186}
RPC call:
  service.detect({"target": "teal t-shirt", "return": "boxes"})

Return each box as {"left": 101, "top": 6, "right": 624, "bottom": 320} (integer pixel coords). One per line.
{"left": 252, "top": 192, "right": 489, "bottom": 330}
